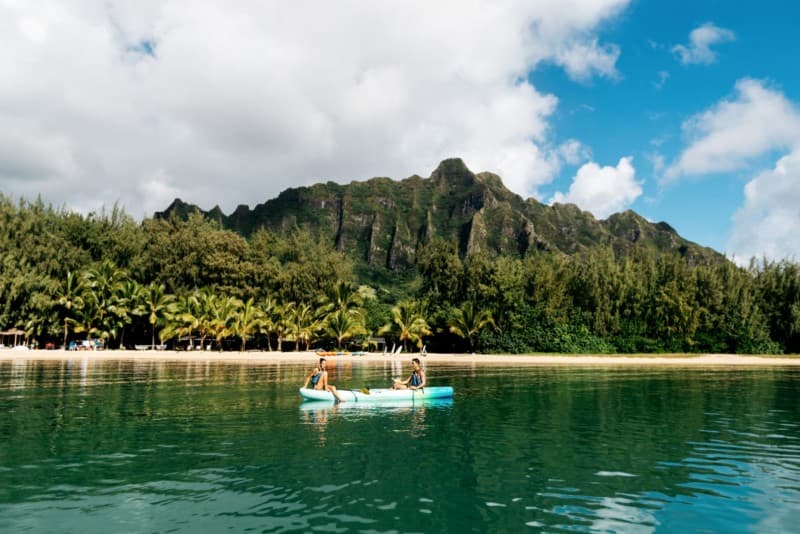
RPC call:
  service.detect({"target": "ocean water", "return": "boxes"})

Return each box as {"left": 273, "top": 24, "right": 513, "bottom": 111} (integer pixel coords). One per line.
{"left": 1, "top": 358, "right": 799, "bottom": 532}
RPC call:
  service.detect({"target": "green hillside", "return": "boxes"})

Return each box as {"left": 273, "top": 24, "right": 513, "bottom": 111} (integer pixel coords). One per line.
{"left": 158, "top": 158, "right": 720, "bottom": 274}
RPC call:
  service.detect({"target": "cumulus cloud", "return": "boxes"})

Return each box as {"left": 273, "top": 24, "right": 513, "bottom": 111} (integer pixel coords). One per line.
{"left": 553, "top": 39, "right": 621, "bottom": 81}
{"left": 558, "top": 139, "right": 592, "bottom": 166}
{"left": 0, "top": 0, "right": 629, "bottom": 217}
{"left": 728, "top": 150, "right": 800, "bottom": 263}
{"left": 668, "top": 79, "right": 800, "bottom": 261}
{"left": 665, "top": 79, "right": 800, "bottom": 181}
{"left": 672, "top": 22, "right": 735, "bottom": 65}
{"left": 550, "top": 157, "right": 641, "bottom": 219}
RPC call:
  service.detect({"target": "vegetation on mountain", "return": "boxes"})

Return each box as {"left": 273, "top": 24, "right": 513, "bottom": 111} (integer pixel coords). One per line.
{"left": 158, "top": 159, "right": 720, "bottom": 275}
{"left": 0, "top": 160, "right": 798, "bottom": 354}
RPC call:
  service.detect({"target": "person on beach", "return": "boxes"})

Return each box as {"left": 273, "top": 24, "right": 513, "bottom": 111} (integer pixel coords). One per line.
{"left": 304, "top": 358, "right": 345, "bottom": 402}
{"left": 391, "top": 357, "right": 426, "bottom": 390}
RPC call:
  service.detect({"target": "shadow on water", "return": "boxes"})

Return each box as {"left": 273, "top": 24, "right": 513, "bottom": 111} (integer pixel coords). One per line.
{"left": 0, "top": 359, "right": 799, "bottom": 532}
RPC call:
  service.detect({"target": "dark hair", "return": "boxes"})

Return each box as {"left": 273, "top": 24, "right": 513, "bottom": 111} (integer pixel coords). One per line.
{"left": 412, "top": 358, "right": 420, "bottom": 365}
{"left": 319, "top": 358, "right": 326, "bottom": 364}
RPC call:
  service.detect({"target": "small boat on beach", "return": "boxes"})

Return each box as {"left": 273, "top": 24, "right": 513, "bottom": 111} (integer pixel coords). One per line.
{"left": 315, "top": 350, "right": 351, "bottom": 357}
{"left": 299, "top": 386, "right": 454, "bottom": 402}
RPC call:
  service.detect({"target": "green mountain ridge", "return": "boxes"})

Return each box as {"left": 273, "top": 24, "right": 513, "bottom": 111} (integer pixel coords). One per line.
{"left": 157, "top": 158, "right": 720, "bottom": 269}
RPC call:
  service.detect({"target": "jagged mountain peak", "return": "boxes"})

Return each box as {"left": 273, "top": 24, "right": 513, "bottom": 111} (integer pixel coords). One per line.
{"left": 156, "top": 159, "right": 721, "bottom": 270}
{"left": 431, "top": 157, "right": 471, "bottom": 176}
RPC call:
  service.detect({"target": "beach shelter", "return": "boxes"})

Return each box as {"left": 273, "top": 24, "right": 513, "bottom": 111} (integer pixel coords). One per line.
{"left": 0, "top": 327, "right": 26, "bottom": 347}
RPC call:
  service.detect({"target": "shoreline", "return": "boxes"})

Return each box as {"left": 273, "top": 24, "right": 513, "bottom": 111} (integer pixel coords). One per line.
{"left": 0, "top": 349, "right": 798, "bottom": 366}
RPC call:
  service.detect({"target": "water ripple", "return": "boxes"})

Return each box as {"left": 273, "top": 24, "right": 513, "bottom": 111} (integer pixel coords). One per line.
{"left": 2, "top": 362, "right": 800, "bottom": 532}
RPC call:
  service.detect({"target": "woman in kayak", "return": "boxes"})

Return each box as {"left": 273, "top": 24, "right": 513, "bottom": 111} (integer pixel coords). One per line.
{"left": 392, "top": 358, "right": 426, "bottom": 390}
{"left": 303, "top": 364, "right": 322, "bottom": 389}
{"left": 304, "top": 358, "right": 345, "bottom": 402}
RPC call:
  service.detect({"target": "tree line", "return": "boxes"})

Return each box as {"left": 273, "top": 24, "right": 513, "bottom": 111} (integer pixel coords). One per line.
{"left": 0, "top": 196, "right": 798, "bottom": 353}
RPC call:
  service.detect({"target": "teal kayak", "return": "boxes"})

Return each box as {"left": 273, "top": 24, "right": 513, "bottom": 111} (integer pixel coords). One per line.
{"left": 299, "top": 386, "right": 453, "bottom": 402}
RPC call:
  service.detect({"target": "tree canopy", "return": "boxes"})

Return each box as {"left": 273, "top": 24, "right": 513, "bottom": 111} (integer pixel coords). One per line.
{"left": 0, "top": 195, "right": 797, "bottom": 354}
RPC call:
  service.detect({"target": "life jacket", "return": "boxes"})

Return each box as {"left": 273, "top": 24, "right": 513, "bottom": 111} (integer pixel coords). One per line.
{"left": 410, "top": 371, "right": 422, "bottom": 387}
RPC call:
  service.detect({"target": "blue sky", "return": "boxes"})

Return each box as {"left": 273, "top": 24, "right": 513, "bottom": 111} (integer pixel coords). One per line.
{"left": 1, "top": 1, "right": 799, "bottom": 262}
{"left": 534, "top": 0, "right": 800, "bottom": 259}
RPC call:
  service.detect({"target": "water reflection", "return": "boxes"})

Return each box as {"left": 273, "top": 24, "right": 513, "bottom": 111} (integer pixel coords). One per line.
{"left": 299, "top": 398, "right": 454, "bottom": 445}
{"left": 299, "top": 398, "right": 454, "bottom": 414}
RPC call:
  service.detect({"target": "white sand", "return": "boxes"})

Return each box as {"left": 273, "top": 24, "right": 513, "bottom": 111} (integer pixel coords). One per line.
{"left": 1, "top": 349, "right": 798, "bottom": 366}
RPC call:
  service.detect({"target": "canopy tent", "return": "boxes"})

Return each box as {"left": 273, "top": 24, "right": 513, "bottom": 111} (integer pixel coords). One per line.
{"left": 0, "top": 328, "right": 25, "bottom": 347}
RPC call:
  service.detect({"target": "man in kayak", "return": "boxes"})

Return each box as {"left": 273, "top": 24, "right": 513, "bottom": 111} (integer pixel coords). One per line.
{"left": 391, "top": 358, "right": 426, "bottom": 390}
{"left": 304, "top": 358, "right": 345, "bottom": 402}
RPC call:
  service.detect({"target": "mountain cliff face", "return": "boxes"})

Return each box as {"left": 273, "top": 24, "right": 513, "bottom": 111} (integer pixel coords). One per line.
{"left": 156, "top": 158, "right": 719, "bottom": 269}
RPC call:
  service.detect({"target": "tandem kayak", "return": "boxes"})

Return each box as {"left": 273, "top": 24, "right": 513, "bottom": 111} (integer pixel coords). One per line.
{"left": 299, "top": 386, "right": 454, "bottom": 402}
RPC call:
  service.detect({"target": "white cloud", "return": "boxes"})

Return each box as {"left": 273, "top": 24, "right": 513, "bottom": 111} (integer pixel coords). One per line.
{"left": 666, "top": 79, "right": 800, "bottom": 262}
{"left": 139, "top": 169, "right": 181, "bottom": 216}
{"left": 665, "top": 79, "right": 800, "bottom": 181}
{"left": 558, "top": 139, "right": 591, "bottom": 166}
{"left": 553, "top": 39, "right": 621, "bottom": 81}
{"left": 654, "top": 70, "right": 669, "bottom": 90}
{"left": 550, "top": 157, "right": 641, "bottom": 219}
{"left": 0, "top": 0, "right": 630, "bottom": 217}
{"left": 672, "top": 22, "right": 735, "bottom": 65}
{"left": 648, "top": 152, "right": 665, "bottom": 174}
{"left": 728, "top": 150, "right": 800, "bottom": 263}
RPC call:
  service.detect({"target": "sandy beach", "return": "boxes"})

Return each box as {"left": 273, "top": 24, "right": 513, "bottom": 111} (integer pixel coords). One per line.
{"left": 0, "top": 349, "right": 798, "bottom": 366}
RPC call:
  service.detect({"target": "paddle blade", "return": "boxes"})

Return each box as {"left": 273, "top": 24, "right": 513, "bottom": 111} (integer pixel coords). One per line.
{"left": 360, "top": 387, "right": 370, "bottom": 394}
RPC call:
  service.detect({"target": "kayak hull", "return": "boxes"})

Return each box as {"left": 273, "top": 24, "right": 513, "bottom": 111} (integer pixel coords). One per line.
{"left": 300, "top": 397, "right": 454, "bottom": 411}
{"left": 299, "top": 386, "right": 453, "bottom": 402}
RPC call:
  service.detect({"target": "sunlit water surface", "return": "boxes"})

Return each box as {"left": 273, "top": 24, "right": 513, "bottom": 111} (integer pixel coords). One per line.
{"left": 1, "top": 358, "right": 799, "bottom": 532}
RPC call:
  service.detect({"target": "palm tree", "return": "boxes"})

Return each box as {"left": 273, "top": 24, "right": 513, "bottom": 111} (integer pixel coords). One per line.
{"left": 325, "top": 309, "right": 366, "bottom": 349}
{"left": 378, "top": 299, "right": 432, "bottom": 352}
{"left": 72, "top": 298, "right": 96, "bottom": 346}
{"left": 141, "top": 282, "right": 176, "bottom": 349}
{"left": 115, "top": 279, "right": 143, "bottom": 349}
{"left": 24, "top": 308, "right": 48, "bottom": 348}
{"left": 288, "top": 302, "right": 318, "bottom": 351}
{"left": 230, "top": 297, "right": 263, "bottom": 352}
{"left": 273, "top": 301, "right": 295, "bottom": 352}
{"left": 195, "top": 288, "right": 218, "bottom": 350}
{"left": 208, "top": 295, "right": 239, "bottom": 352}
{"left": 448, "top": 301, "right": 496, "bottom": 353}
{"left": 319, "top": 280, "right": 362, "bottom": 315}
{"left": 54, "top": 271, "right": 83, "bottom": 349}
{"left": 82, "top": 260, "right": 129, "bottom": 347}
{"left": 161, "top": 291, "right": 200, "bottom": 347}
{"left": 257, "top": 295, "right": 278, "bottom": 351}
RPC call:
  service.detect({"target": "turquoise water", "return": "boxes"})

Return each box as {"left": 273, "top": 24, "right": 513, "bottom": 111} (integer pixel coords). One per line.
{"left": 1, "top": 358, "right": 799, "bottom": 532}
